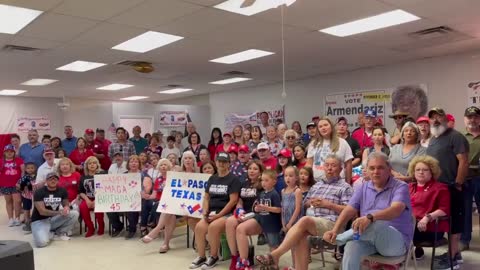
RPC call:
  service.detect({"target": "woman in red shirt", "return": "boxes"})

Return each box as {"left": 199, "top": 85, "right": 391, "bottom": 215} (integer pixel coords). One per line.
{"left": 292, "top": 144, "right": 307, "bottom": 169}
{"left": 216, "top": 133, "right": 235, "bottom": 159}
{"left": 408, "top": 155, "right": 450, "bottom": 260}
{"left": 0, "top": 144, "right": 24, "bottom": 226}
{"left": 69, "top": 137, "right": 94, "bottom": 175}
{"left": 208, "top": 128, "right": 222, "bottom": 161}
{"left": 57, "top": 157, "right": 81, "bottom": 205}
{"left": 141, "top": 158, "right": 177, "bottom": 253}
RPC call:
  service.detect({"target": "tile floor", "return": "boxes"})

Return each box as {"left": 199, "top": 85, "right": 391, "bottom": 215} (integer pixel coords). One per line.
{"left": 0, "top": 199, "right": 479, "bottom": 270}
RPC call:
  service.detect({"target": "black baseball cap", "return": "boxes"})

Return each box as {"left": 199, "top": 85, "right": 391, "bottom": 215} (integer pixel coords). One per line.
{"left": 306, "top": 122, "right": 316, "bottom": 128}
{"left": 465, "top": 106, "right": 480, "bottom": 117}
{"left": 216, "top": 152, "right": 230, "bottom": 162}
{"left": 336, "top": 117, "right": 347, "bottom": 124}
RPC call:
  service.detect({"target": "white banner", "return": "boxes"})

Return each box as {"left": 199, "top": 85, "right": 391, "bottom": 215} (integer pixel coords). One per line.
{"left": 324, "top": 85, "right": 428, "bottom": 131}
{"left": 94, "top": 173, "right": 142, "bottom": 213}
{"left": 159, "top": 111, "right": 187, "bottom": 127}
{"left": 17, "top": 117, "right": 51, "bottom": 132}
{"left": 224, "top": 105, "right": 285, "bottom": 130}
{"left": 467, "top": 81, "right": 480, "bottom": 106}
{"left": 158, "top": 171, "right": 210, "bottom": 218}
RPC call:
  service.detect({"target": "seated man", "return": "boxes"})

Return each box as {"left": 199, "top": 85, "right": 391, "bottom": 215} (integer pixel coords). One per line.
{"left": 323, "top": 152, "right": 413, "bottom": 270}
{"left": 255, "top": 154, "right": 353, "bottom": 270}
{"left": 31, "top": 172, "right": 79, "bottom": 248}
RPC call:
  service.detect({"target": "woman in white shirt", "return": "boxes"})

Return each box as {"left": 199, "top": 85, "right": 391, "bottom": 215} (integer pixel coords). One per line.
{"left": 306, "top": 117, "right": 353, "bottom": 183}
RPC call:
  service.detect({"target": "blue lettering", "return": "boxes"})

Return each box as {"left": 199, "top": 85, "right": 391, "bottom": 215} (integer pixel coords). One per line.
{"left": 175, "top": 190, "right": 182, "bottom": 198}
{"left": 171, "top": 189, "right": 177, "bottom": 197}
{"left": 171, "top": 179, "right": 177, "bottom": 187}
{"left": 189, "top": 192, "right": 195, "bottom": 200}
{"left": 196, "top": 192, "right": 202, "bottom": 201}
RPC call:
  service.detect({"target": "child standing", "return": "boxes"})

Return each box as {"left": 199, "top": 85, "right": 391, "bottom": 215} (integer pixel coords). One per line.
{"left": 17, "top": 162, "right": 37, "bottom": 232}
{"left": 235, "top": 170, "right": 282, "bottom": 270}
{"left": 275, "top": 149, "right": 293, "bottom": 194}
{"left": 281, "top": 166, "right": 303, "bottom": 268}
{"left": 299, "top": 167, "right": 315, "bottom": 200}
{"left": 0, "top": 144, "right": 24, "bottom": 226}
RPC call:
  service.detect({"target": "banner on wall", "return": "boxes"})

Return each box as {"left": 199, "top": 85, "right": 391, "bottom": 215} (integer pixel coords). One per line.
{"left": 224, "top": 105, "right": 285, "bottom": 130}
{"left": 159, "top": 111, "right": 187, "bottom": 127}
{"left": 94, "top": 173, "right": 142, "bottom": 213}
{"left": 324, "top": 84, "right": 428, "bottom": 131}
{"left": 16, "top": 117, "right": 51, "bottom": 132}
{"left": 157, "top": 171, "right": 210, "bottom": 218}
{"left": 467, "top": 81, "right": 480, "bottom": 106}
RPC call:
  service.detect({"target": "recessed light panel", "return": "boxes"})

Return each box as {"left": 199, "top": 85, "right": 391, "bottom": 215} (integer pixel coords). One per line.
{"left": 56, "top": 61, "right": 107, "bottom": 72}
{"left": 0, "top": 89, "right": 27, "bottom": 96}
{"left": 97, "top": 84, "right": 134, "bottom": 91}
{"left": 120, "top": 96, "right": 148, "bottom": 100}
{"left": 210, "top": 49, "right": 274, "bottom": 64}
{"left": 21, "top": 79, "right": 58, "bottom": 86}
{"left": 158, "top": 88, "right": 193, "bottom": 94}
{"left": 0, "top": 4, "right": 43, "bottom": 34}
{"left": 112, "top": 31, "right": 184, "bottom": 53}
{"left": 209, "top": 77, "right": 252, "bottom": 85}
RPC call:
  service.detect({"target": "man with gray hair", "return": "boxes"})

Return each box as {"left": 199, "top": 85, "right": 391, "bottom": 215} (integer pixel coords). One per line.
{"left": 182, "top": 122, "right": 196, "bottom": 148}
{"left": 255, "top": 154, "right": 353, "bottom": 269}
{"left": 323, "top": 152, "right": 413, "bottom": 270}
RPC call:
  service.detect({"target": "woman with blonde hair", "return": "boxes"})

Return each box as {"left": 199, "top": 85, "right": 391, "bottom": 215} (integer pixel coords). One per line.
{"left": 283, "top": 129, "right": 299, "bottom": 153}
{"left": 408, "top": 155, "right": 450, "bottom": 260}
{"left": 306, "top": 117, "right": 353, "bottom": 183}
{"left": 57, "top": 157, "right": 81, "bottom": 206}
{"left": 142, "top": 158, "right": 178, "bottom": 253}
{"left": 233, "top": 125, "right": 244, "bottom": 146}
{"left": 78, "top": 156, "right": 105, "bottom": 237}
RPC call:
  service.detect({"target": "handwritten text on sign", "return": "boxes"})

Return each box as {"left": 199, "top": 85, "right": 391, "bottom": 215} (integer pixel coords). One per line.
{"left": 158, "top": 171, "right": 210, "bottom": 218}
{"left": 94, "top": 173, "right": 142, "bottom": 213}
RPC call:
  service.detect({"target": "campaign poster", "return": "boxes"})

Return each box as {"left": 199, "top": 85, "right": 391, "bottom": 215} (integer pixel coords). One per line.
{"left": 94, "top": 173, "right": 142, "bottom": 212}
{"left": 17, "top": 117, "right": 51, "bottom": 132}
{"left": 159, "top": 111, "right": 187, "bottom": 127}
{"left": 224, "top": 105, "right": 285, "bottom": 130}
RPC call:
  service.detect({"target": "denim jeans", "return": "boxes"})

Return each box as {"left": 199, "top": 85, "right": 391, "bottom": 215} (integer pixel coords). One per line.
{"left": 340, "top": 221, "right": 407, "bottom": 270}
{"left": 140, "top": 199, "right": 153, "bottom": 227}
{"left": 31, "top": 210, "right": 79, "bottom": 248}
{"left": 461, "top": 177, "right": 480, "bottom": 244}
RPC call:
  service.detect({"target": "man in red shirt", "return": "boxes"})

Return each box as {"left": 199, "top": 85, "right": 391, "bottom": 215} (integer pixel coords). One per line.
{"left": 351, "top": 109, "right": 377, "bottom": 152}
{"left": 93, "top": 128, "right": 111, "bottom": 171}
{"left": 257, "top": 142, "right": 277, "bottom": 170}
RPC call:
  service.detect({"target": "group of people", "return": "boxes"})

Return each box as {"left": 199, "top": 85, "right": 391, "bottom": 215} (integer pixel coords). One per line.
{"left": 1, "top": 105, "right": 479, "bottom": 270}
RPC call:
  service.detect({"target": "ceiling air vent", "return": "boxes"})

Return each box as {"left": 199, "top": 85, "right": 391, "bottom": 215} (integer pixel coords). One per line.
{"left": 220, "top": 70, "right": 249, "bottom": 76}
{"left": 2, "top": 44, "right": 43, "bottom": 52}
{"left": 115, "top": 60, "right": 151, "bottom": 66}
{"left": 165, "top": 84, "right": 182, "bottom": 88}
{"left": 408, "top": 26, "right": 454, "bottom": 39}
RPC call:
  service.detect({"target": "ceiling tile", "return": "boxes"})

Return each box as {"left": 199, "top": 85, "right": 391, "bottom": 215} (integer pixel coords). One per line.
{"left": 19, "top": 13, "right": 99, "bottom": 42}
{"left": 10, "top": 35, "right": 63, "bottom": 49}
{"left": 53, "top": 0, "right": 145, "bottom": 20}
{"left": 180, "top": 0, "right": 225, "bottom": 7}
{"left": 70, "top": 22, "right": 146, "bottom": 48}
{"left": 108, "top": 0, "right": 203, "bottom": 29}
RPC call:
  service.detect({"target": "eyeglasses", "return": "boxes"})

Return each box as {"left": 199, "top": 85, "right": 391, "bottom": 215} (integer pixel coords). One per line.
{"left": 415, "top": 168, "right": 431, "bottom": 173}
{"left": 393, "top": 116, "right": 405, "bottom": 120}
{"left": 286, "top": 136, "right": 296, "bottom": 140}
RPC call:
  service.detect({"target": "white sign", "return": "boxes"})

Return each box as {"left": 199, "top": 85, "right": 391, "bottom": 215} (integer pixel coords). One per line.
{"left": 467, "top": 81, "right": 480, "bottom": 106}
{"left": 17, "top": 117, "right": 50, "bottom": 132}
{"left": 94, "top": 173, "right": 142, "bottom": 212}
{"left": 158, "top": 171, "right": 210, "bottom": 218}
{"left": 224, "top": 105, "right": 285, "bottom": 130}
{"left": 159, "top": 111, "right": 187, "bottom": 127}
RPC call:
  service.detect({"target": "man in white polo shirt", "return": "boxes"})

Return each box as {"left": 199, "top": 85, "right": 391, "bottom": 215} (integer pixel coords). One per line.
{"left": 36, "top": 147, "right": 59, "bottom": 187}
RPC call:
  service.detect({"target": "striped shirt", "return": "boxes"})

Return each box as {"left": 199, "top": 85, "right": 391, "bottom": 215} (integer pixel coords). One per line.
{"left": 303, "top": 177, "right": 353, "bottom": 222}
{"left": 108, "top": 141, "right": 136, "bottom": 161}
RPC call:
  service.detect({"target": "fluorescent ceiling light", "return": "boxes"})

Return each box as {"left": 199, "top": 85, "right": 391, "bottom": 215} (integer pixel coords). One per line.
{"left": 56, "top": 61, "right": 107, "bottom": 72}
{"left": 0, "top": 4, "right": 43, "bottom": 34}
{"left": 120, "top": 96, "right": 148, "bottom": 101}
{"left": 97, "top": 84, "right": 134, "bottom": 91}
{"left": 319, "top": 9, "right": 420, "bottom": 37}
{"left": 0, "top": 89, "right": 27, "bottom": 96}
{"left": 112, "top": 31, "right": 184, "bottom": 53}
{"left": 210, "top": 49, "right": 274, "bottom": 64}
{"left": 21, "top": 79, "right": 58, "bottom": 86}
{"left": 215, "top": 0, "right": 296, "bottom": 16}
{"left": 209, "top": 77, "right": 252, "bottom": 85}
{"left": 158, "top": 88, "right": 193, "bottom": 94}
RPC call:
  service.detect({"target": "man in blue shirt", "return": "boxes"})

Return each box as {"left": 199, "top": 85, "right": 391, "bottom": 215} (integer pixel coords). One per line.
{"left": 19, "top": 129, "right": 45, "bottom": 168}
{"left": 61, "top": 125, "right": 77, "bottom": 156}
{"left": 129, "top": 125, "right": 148, "bottom": 154}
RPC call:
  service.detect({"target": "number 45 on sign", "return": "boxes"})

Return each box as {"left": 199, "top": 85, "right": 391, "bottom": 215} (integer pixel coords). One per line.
{"left": 110, "top": 203, "right": 120, "bottom": 211}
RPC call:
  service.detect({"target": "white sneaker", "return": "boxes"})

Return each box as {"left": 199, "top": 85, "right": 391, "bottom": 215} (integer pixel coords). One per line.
{"left": 66, "top": 230, "right": 73, "bottom": 236}
{"left": 53, "top": 233, "right": 71, "bottom": 241}
{"left": 12, "top": 219, "right": 22, "bottom": 226}
{"left": 8, "top": 219, "right": 15, "bottom": 227}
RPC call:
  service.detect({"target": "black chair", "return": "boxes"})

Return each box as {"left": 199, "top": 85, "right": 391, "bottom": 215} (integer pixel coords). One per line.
{"left": 414, "top": 216, "right": 452, "bottom": 270}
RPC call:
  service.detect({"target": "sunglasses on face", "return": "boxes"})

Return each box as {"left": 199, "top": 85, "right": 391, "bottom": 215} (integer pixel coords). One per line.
{"left": 286, "top": 136, "right": 295, "bottom": 140}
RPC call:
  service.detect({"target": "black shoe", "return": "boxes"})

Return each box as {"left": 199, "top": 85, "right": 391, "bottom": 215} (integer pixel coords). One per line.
{"left": 189, "top": 256, "right": 207, "bottom": 269}
{"left": 125, "top": 231, "right": 136, "bottom": 239}
{"left": 201, "top": 256, "right": 219, "bottom": 270}
{"left": 257, "top": 234, "right": 266, "bottom": 246}
{"left": 111, "top": 227, "right": 123, "bottom": 238}
{"left": 414, "top": 247, "right": 425, "bottom": 260}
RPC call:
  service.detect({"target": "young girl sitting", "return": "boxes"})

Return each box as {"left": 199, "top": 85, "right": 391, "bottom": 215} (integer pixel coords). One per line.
{"left": 281, "top": 166, "right": 303, "bottom": 269}
{"left": 299, "top": 167, "right": 315, "bottom": 200}
{"left": 235, "top": 170, "right": 282, "bottom": 270}
{"left": 0, "top": 144, "right": 24, "bottom": 227}
{"left": 17, "top": 162, "right": 37, "bottom": 232}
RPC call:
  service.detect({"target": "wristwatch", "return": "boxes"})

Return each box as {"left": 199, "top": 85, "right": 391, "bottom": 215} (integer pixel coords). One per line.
{"left": 366, "top": 213, "right": 374, "bottom": 223}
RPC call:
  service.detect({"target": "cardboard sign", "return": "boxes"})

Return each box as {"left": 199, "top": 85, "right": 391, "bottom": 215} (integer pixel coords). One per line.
{"left": 158, "top": 171, "right": 210, "bottom": 218}
{"left": 94, "top": 173, "right": 142, "bottom": 213}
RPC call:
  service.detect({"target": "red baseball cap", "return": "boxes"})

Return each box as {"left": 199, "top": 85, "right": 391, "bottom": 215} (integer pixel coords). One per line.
{"left": 312, "top": 116, "right": 320, "bottom": 121}
{"left": 446, "top": 114, "right": 455, "bottom": 122}
{"left": 238, "top": 145, "right": 249, "bottom": 153}
{"left": 416, "top": 116, "right": 429, "bottom": 124}
{"left": 223, "top": 132, "right": 232, "bottom": 137}
{"left": 85, "top": 128, "right": 94, "bottom": 135}
{"left": 278, "top": 148, "right": 292, "bottom": 158}
{"left": 228, "top": 144, "right": 238, "bottom": 154}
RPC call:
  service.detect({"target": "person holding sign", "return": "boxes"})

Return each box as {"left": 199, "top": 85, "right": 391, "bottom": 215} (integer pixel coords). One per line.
{"left": 57, "top": 158, "right": 81, "bottom": 208}
{"left": 181, "top": 151, "right": 202, "bottom": 232}
{"left": 189, "top": 152, "right": 241, "bottom": 270}
{"left": 78, "top": 156, "right": 106, "bottom": 237}
{"left": 225, "top": 160, "right": 264, "bottom": 270}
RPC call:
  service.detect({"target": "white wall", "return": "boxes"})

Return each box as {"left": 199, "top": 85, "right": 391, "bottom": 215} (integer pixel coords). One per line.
{"left": 209, "top": 51, "right": 480, "bottom": 131}
{"left": 0, "top": 96, "right": 63, "bottom": 141}
{"left": 64, "top": 98, "right": 113, "bottom": 137}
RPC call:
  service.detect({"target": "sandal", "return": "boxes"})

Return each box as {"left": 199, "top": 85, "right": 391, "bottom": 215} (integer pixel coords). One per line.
{"left": 141, "top": 235, "right": 155, "bottom": 244}
{"left": 140, "top": 228, "right": 149, "bottom": 237}
{"left": 159, "top": 245, "right": 169, "bottom": 253}
{"left": 255, "top": 253, "right": 275, "bottom": 266}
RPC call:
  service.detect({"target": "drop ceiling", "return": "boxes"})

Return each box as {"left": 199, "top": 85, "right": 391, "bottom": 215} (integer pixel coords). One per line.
{"left": 0, "top": 0, "right": 479, "bottom": 102}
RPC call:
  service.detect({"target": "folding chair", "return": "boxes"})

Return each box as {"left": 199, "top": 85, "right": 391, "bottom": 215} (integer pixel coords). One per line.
{"left": 414, "top": 216, "right": 452, "bottom": 270}
{"left": 362, "top": 216, "right": 418, "bottom": 270}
